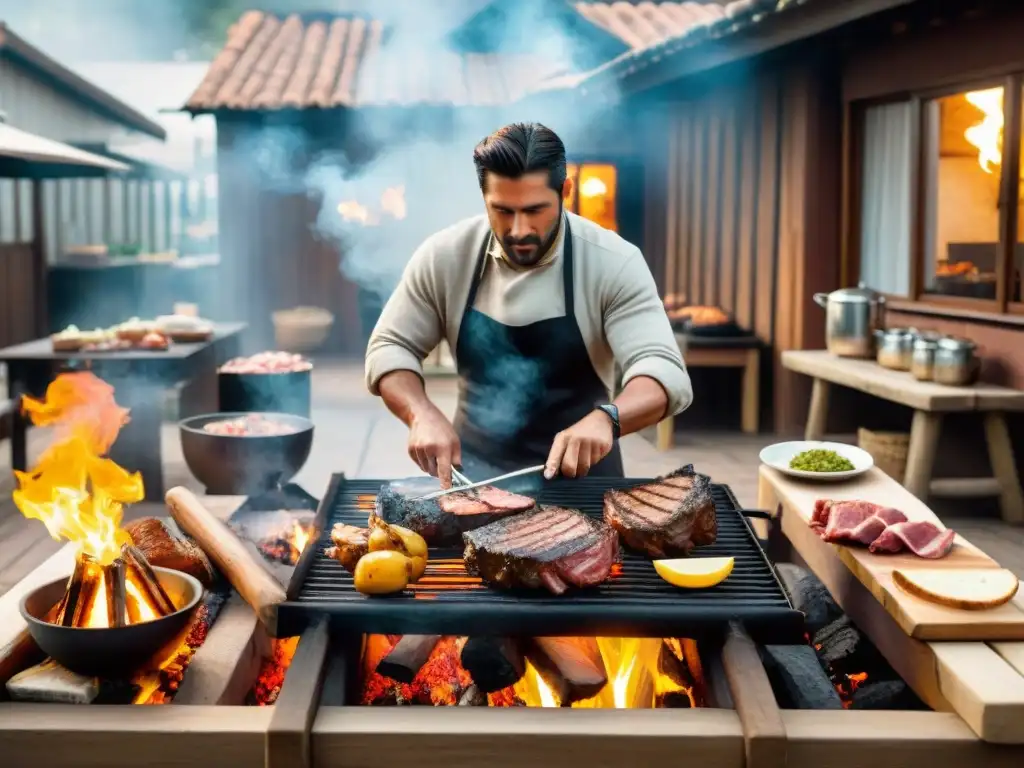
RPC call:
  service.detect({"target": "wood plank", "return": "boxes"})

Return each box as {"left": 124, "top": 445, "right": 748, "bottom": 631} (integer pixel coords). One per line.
{"left": 783, "top": 711, "right": 1024, "bottom": 768}
{"left": 676, "top": 108, "right": 694, "bottom": 301}
{"left": 703, "top": 98, "right": 723, "bottom": 307}
{"left": 734, "top": 81, "right": 758, "bottom": 332}
{"left": 684, "top": 347, "right": 752, "bottom": 368}
{"left": 718, "top": 94, "right": 740, "bottom": 316}
{"left": 762, "top": 470, "right": 1024, "bottom": 744}
{"left": 312, "top": 707, "right": 745, "bottom": 768}
{"left": 753, "top": 74, "right": 779, "bottom": 345}
{"left": 0, "top": 705, "right": 271, "bottom": 768}
{"left": 782, "top": 350, "right": 979, "bottom": 411}
{"left": 722, "top": 622, "right": 787, "bottom": 768}
{"left": 688, "top": 111, "right": 707, "bottom": 304}
{"left": 267, "top": 616, "right": 330, "bottom": 768}
{"left": 763, "top": 466, "right": 1024, "bottom": 640}
{"left": 664, "top": 106, "right": 681, "bottom": 299}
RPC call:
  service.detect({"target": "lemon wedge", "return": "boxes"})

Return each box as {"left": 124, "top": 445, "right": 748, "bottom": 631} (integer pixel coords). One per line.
{"left": 653, "top": 557, "right": 735, "bottom": 589}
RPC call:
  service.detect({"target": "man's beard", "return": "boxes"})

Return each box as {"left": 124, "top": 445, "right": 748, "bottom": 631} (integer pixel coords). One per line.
{"left": 500, "top": 206, "right": 562, "bottom": 267}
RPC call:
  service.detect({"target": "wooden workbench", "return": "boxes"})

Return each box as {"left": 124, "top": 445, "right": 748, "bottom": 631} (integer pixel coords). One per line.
{"left": 782, "top": 350, "right": 1024, "bottom": 524}
{"left": 759, "top": 465, "right": 1024, "bottom": 744}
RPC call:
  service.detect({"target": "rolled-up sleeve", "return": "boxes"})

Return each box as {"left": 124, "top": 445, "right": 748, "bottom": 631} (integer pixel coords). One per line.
{"left": 364, "top": 242, "right": 444, "bottom": 395}
{"left": 604, "top": 252, "right": 693, "bottom": 417}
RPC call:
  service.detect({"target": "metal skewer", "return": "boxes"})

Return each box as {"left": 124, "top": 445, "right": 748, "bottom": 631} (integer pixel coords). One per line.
{"left": 419, "top": 464, "right": 546, "bottom": 500}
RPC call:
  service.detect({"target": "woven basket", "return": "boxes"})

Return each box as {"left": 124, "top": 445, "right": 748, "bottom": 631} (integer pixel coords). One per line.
{"left": 857, "top": 428, "right": 909, "bottom": 480}
{"left": 272, "top": 307, "right": 334, "bottom": 352}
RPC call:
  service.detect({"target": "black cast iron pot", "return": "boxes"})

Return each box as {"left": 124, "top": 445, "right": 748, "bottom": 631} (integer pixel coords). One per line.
{"left": 218, "top": 369, "right": 312, "bottom": 418}
{"left": 179, "top": 411, "right": 314, "bottom": 495}
{"left": 19, "top": 567, "right": 203, "bottom": 679}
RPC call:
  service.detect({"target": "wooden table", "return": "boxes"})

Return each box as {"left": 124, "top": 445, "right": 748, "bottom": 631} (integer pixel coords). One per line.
{"left": 657, "top": 334, "right": 761, "bottom": 450}
{"left": 0, "top": 323, "right": 246, "bottom": 501}
{"left": 783, "top": 350, "right": 1024, "bottom": 524}
{"left": 759, "top": 465, "right": 1024, "bottom": 744}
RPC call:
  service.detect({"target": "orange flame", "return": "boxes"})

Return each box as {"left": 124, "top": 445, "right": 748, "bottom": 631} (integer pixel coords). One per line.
{"left": 964, "top": 88, "right": 1004, "bottom": 174}
{"left": 12, "top": 373, "right": 142, "bottom": 566}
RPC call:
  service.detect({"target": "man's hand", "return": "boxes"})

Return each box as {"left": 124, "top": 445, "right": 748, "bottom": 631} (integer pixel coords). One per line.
{"left": 408, "top": 408, "right": 462, "bottom": 488}
{"left": 544, "top": 410, "right": 614, "bottom": 480}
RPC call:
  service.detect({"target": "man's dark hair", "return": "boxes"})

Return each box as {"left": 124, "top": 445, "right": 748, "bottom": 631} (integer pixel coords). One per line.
{"left": 472, "top": 122, "right": 567, "bottom": 193}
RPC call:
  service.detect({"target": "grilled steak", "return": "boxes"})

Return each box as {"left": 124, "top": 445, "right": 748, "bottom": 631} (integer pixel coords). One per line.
{"left": 603, "top": 465, "right": 716, "bottom": 557}
{"left": 325, "top": 523, "right": 369, "bottom": 573}
{"left": 377, "top": 479, "right": 535, "bottom": 545}
{"left": 462, "top": 506, "right": 618, "bottom": 595}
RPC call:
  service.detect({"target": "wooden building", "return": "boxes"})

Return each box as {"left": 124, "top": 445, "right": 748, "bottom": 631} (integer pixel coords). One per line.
{"left": 183, "top": 3, "right": 741, "bottom": 353}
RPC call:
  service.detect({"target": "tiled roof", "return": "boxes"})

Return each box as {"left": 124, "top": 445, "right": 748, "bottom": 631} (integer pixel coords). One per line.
{"left": 184, "top": 11, "right": 571, "bottom": 112}
{"left": 574, "top": 1, "right": 732, "bottom": 50}
{"left": 540, "top": 0, "right": 904, "bottom": 98}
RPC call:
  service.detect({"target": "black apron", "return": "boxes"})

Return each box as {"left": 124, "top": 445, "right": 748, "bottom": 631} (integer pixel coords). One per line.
{"left": 452, "top": 218, "right": 624, "bottom": 488}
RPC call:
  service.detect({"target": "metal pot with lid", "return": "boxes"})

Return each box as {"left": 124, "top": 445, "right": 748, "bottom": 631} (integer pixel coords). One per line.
{"left": 813, "top": 283, "right": 886, "bottom": 358}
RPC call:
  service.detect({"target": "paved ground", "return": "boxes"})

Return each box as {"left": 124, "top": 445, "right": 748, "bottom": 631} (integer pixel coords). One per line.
{"left": 1, "top": 362, "right": 1021, "bottom": 596}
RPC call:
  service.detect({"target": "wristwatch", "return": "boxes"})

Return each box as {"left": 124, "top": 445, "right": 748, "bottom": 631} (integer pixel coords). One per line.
{"left": 595, "top": 404, "right": 621, "bottom": 440}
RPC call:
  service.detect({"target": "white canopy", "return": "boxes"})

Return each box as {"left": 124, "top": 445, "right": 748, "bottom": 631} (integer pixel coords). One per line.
{"left": 0, "top": 123, "right": 130, "bottom": 173}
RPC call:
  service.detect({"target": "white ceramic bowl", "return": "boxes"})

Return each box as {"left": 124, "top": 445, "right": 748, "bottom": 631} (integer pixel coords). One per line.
{"left": 759, "top": 440, "right": 874, "bottom": 481}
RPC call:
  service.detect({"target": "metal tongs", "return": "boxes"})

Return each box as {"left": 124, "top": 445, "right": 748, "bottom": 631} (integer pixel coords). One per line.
{"left": 418, "top": 464, "right": 546, "bottom": 501}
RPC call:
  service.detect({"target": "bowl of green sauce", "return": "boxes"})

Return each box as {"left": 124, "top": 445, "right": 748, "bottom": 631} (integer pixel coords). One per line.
{"left": 759, "top": 441, "right": 873, "bottom": 481}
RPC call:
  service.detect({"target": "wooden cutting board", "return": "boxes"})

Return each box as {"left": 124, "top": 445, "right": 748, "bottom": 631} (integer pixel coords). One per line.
{"left": 763, "top": 466, "right": 1024, "bottom": 641}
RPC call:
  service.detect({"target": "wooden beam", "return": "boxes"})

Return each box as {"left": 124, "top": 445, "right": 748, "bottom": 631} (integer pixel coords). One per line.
{"left": 267, "top": 616, "right": 330, "bottom": 768}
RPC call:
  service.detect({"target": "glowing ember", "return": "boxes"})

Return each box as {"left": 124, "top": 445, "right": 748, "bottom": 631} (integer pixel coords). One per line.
{"left": 360, "top": 635, "right": 702, "bottom": 708}
{"left": 811, "top": 634, "right": 869, "bottom": 708}
{"left": 135, "top": 591, "right": 228, "bottom": 705}
{"left": 256, "top": 519, "right": 313, "bottom": 566}
{"left": 247, "top": 636, "right": 300, "bottom": 706}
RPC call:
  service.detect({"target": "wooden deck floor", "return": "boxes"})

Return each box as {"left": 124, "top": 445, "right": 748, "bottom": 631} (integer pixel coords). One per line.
{"left": 1, "top": 362, "right": 1022, "bottom": 596}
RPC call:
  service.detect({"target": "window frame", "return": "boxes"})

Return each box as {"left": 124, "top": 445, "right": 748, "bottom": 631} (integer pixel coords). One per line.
{"left": 848, "top": 73, "right": 1024, "bottom": 318}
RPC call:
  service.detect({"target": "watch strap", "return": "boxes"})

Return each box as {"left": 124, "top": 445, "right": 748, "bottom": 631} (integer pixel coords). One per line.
{"left": 596, "top": 404, "right": 621, "bottom": 439}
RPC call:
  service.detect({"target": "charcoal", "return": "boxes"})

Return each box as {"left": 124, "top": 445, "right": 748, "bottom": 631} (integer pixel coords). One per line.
{"left": 851, "top": 680, "right": 920, "bottom": 711}
{"left": 656, "top": 691, "right": 693, "bottom": 708}
{"left": 760, "top": 644, "right": 843, "bottom": 710}
{"left": 812, "top": 615, "right": 860, "bottom": 666}
{"left": 458, "top": 684, "right": 488, "bottom": 706}
{"left": 776, "top": 564, "right": 842, "bottom": 635}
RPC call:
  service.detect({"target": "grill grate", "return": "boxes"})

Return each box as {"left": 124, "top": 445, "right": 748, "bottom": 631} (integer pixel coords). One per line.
{"left": 277, "top": 475, "right": 803, "bottom": 642}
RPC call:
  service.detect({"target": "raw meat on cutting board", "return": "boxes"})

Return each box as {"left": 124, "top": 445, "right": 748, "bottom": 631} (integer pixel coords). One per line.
{"left": 810, "top": 499, "right": 955, "bottom": 559}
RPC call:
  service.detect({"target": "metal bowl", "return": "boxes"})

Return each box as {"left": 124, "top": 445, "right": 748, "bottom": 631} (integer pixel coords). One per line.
{"left": 179, "top": 411, "right": 314, "bottom": 495}
{"left": 19, "top": 567, "right": 203, "bottom": 679}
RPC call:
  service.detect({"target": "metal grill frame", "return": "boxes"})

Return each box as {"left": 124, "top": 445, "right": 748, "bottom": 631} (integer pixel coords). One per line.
{"left": 277, "top": 474, "right": 803, "bottom": 642}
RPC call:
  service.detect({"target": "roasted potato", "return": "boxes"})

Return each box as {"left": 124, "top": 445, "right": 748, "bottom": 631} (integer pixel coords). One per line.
{"left": 408, "top": 555, "right": 427, "bottom": 582}
{"left": 353, "top": 550, "right": 412, "bottom": 595}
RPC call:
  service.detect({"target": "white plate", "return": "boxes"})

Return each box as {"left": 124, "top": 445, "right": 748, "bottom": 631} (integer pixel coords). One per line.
{"left": 759, "top": 441, "right": 874, "bottom": 481}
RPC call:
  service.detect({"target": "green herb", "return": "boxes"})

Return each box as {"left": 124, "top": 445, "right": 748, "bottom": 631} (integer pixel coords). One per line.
{"left": 789, "top": 449, "right": 855, "bottom": 473}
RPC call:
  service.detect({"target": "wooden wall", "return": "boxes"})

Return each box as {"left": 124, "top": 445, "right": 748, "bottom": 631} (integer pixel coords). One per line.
{"left": 216, "top": 117, "right": 364, "bottom": 355}
{"left": 0, "top": 243, "right": 40, "bottom": 348}
{"left": 642, "top": 59, "right": 842, "bottom": 432}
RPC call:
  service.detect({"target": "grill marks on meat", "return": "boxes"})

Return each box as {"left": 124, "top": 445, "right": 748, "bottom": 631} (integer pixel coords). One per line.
{"left": 376, "top": 483, "right": 535, "bottom": 545}
{"left": 810, "top": 499, "right": 956, "bottom": 559}
{"left": 463, "top": 506, "right": 619, "bottom": 595}
{"left": 603, "top": 465, "right": 716, "bottom": 557}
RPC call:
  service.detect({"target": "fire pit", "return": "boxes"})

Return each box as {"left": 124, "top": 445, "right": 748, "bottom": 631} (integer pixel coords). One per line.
{"left": 20, "top": 565, "right": 202, "bottom": 678}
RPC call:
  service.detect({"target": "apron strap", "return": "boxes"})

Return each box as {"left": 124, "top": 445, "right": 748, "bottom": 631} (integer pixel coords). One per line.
{"left": 462, "top": 232, "right": 492, "bottom": 318}
{"left": 561, "top": 218, "right": 574, "bottom": 316}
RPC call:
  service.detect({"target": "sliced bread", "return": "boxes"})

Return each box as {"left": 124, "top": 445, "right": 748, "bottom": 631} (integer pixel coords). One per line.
{"left": 892, "top": 567, "right": 1020, "bottom": 610}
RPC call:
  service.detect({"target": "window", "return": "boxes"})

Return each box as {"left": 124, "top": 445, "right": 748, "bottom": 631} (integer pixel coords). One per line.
{"left": 854, "top": 78, "right": 1024, "bottom": 314}
{"left": 565, "top": 163, "right": 617, "bottom": 232}
{"left": 922, "top": 88, "right": 1004, "bottom": 301}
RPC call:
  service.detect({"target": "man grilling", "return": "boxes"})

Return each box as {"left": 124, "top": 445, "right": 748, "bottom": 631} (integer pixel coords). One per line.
{"left": 366, "top": 122, "right": 691, "bottom": 488}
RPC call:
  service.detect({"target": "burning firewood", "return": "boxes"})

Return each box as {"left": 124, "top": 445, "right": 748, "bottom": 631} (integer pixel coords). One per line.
{"left": 460, "top": 636, "right": 526, "bottom": 693}
{"left": 524, "top": 637, "right": 608, "bottom": 707}
{"left": 376, "top": 635, "right": 442, "bottom": 683}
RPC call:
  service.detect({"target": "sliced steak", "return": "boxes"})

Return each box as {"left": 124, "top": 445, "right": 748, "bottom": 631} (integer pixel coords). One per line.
{"left": 869, "top": 520, "right": 956, "bottom": 559}
{"left": 602, "top": 465, "right": 716, "bottom": 557}
{"left": 462, "top": 506, "right": 618, "bottom": 595}
{"left": 376, "top": 481, "right": 535, "bottom": 545}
